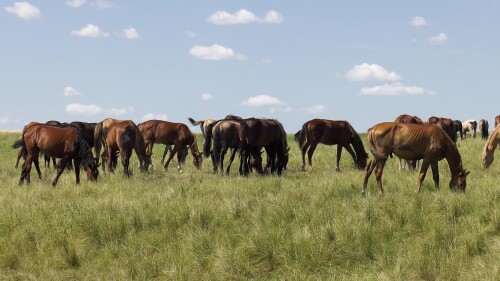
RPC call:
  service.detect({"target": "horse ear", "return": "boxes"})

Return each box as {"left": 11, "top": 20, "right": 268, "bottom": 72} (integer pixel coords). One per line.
{"left": 464, "top": 170, "right": 471, "bottom": 176}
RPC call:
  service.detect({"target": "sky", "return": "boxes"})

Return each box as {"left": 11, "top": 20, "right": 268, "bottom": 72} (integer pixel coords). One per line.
{"left": 1, "top": 0, "right": 499, "bottom": 133}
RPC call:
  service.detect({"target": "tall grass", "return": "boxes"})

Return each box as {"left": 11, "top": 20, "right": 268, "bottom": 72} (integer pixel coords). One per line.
{"left": 0, "top": 132, "right": 499, "bottom": 280}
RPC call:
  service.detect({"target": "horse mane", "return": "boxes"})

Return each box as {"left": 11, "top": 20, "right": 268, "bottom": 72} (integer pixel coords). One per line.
{"left": 348, "top": 123, "right": 368, "bottom": 163}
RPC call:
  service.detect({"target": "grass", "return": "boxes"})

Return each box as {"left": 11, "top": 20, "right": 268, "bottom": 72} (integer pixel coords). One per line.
{"left": 0, "top": 132, "right": 499, "bottom": 280}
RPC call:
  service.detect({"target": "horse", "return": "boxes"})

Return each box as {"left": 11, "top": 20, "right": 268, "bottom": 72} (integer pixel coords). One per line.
{"left": 104, "top": 120, "right": 151, "bottom": 177}
{"left": 139, "top": 120, "right": 202, "bottom": 172}
{"left": 462, "top": 120, "right": 477, "bottom": 139}
{"left": 394, "top": 114, "right": 423, "bottom": 170}
{"left": 479, "top": 119, "right": 489, "bottom": 140}
{"left": 495, "top": 115, "right": 500, "bottom": 128}
{"left": 296, "top": 119, "right": 367, "bottom": 172}
{"left": 482, "top": 125, "right": 500, "bottom": 168}
{"left": 436, "top": 117, "right": 457, "bottom": 142}
{"left": 12, "top": 123, "right": 99, "bottom": 186}
{"left": 204, "top": 119, "right": 244, "bottom": 174}
{"left": 362, "top": 122, "right": 470, "bottom": 195}
{"left": 427, "top": 116, "right": 440, "bottom": 125}
{"left": 94, "top": 118, "right": 119, "bottom": 168}
{"left": 453, "top": 120, "right": 463, "bottom": 140}
{"left": 239, "top": 118, "right": 289, "bottom": 176}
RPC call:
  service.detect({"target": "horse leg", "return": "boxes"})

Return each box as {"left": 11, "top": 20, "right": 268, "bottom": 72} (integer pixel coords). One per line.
{"left": 52, "top": 158, "right": 68, "bottom": 187}
{"left": 161, "top": 145, "right": 170, "bottom": 165}
{"left": 301, "top": 144, "right": 309, "bottom": 171}
{"left": 107, "top": 149, "right": 116, "bottom": 173}
{"left": 374, "top": 159, "right": 387, "bottom": 194}
{"left": 74, "top": 158, "right": 81, "bottom": 184}
{"left": 307, "top": 143, "right": 318, "bottom": 169}
{"left": 33, "top": 155, "right": 42, "bottom": 180}
{"left": 220, "top": 143, "right": 228, "bottom": 174}
{"left": 19, "top": 154, "right": 34, "bottom": 185}
{"left": 431, "top": 162, "right": 439, "bottom": 191}
{"left": 416, "top": 160, "right": 431, "bottom": 193}
{"left": 361, "top": 159, "right": 377, "bottom": 196}
{"left": 164, "top": 146, "right": 177, "bottom": 172}
{"left": 226, "top": 147, "right": 238, "bottom": 175}
{"left": 121, "top": 149, "right": 130, "bottom": 177}
{"left": 15, "top": 148, "right": 23, "bottom": 168}
{"left": 176, "top": 147, "right": 184, "bottom": 173}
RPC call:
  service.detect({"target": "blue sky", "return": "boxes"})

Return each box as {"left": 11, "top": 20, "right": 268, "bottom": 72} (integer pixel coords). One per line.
{"left": 1, "top": 0, "right": 499, "bottom": 132}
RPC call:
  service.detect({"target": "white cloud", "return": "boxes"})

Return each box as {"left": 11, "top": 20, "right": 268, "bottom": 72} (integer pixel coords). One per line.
{"left": 122, "top": 27, "right": 140, "bottom": 39}
{"left": 71, "top": 24, "right": 110, "bottom": 38}
{"left": 0, "top": 117, "right": 9, "bottom": 124}
{"left": 411, "top": 16, "right": 428, "bottom": 27}
{"left": 65, "top": 0, "right": 86, "bottom": 8}
{"left": 63, "top": 86, "right": 81, "bottom": 97}
{"left": 360, "top": 83, "right": 435, "bottom": 96}
{"left": 5, "top": 2, "right": 41, "bottom": 20}
{"left": 207, "top": 9, "right": 283, "bottom": 25}
{"left": 141, "top": 113, "right": 168, "bottom": 121}
{"left": 90, "top": 0, "right": 113, "bottom": 9}
{"left": 302, "top": 104, "right": 326, "bottom": 114}
{"left": 345, "top": 63, "right": 402, "bottom": 82}
{"left": 65, "top": 103, "right": 102, "bottom": 115}
{"left": 242, "top": 95, "right": 284, "bottom": 107}
{"left": 428, "top": 32, "right": 448, "bottom": 45}
{"left": 185, "top": 31, "right": 197, "bottom": 38}
{"left": 189, "top": 44, "right": 246, "bottom": 61}
{"left": 201, "top": 93, "right": 213, "bottom": 101}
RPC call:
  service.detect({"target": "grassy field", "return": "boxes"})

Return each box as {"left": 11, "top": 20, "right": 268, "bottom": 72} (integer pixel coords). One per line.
{"left": 0, "top": 132, "right": 499, "bottom": 280}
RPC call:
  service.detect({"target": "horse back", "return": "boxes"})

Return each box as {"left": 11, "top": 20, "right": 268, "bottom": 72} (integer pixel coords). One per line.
{"left": 306, "top": 119, "right": 352, "bottom": 145}
{"left": 24, "top": 125, "right": 79, "bottom": 158}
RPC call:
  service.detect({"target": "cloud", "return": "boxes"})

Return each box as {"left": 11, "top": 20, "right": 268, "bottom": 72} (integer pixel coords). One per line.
{"left": 0, "top": 117, "right": 9, "bottom": 124}
{"left": 242, "top": 95, "right": 284, "bottom": 107}
{"left": 71, "top": 24, "right": 110, "bottom": 38}
{"left": 185, "top": 31, "right": 197, "bottom": 38}
{"left": 5, "top": 2, "right": 41, "bottom": 20}
{"left": 201, "top": 93, "right": 213, "bottom": 101}
{"left": 65, "top": 103, "right": 102, "bottom": 115}
{"left": 345, "top": 63, "right": 402, "bottom": 82}
{"left": 63, "top": 86, "right": 81, "bottom": 97}
{"left": 65, "top": 0, "right": 86, "bottom": 8}
{"left": 302, "top": 104, "right": 326, "bottom": 114}
{"left": 90, "top": 0, "right": 113, "bottom": 9}
{"left": 141, "top": 113, "right": 168, "bottom": 121}
{"left": 359, "top": 83, "right": 435, "bottom": 96}
{"left": 189, "top": 44, "right": 246, "bottom": 60}
{"left": 207, "top": 9, "right": 283, "bottom": 25}
{"left": 122, "top": 27, "right": 139, "bottom": 39}
{"left": 411, "top": 16, "right": 428, "bottom": 26}
{"left": 428, "top": 32, "right": 448, "bottom": 45}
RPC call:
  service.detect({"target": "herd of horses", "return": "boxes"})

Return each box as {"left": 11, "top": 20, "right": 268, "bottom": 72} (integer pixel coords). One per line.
{"left": 10, "top": 114, "right": 500, "bottom": 194}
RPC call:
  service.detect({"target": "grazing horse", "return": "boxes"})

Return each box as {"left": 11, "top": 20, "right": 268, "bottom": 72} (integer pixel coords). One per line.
{"left": 239, "top": 118, "right": 289, "bottom": 175}
{"left": 12, "top": 124, "right": 99, "bottom": 186}
{"left": 139, "top": 120, "right": 202, "bottom": 172}
{"left": 427, "top": 116, "right": 440, "bottom": 125}
{"left": 462, "top": 120, "right": 477, "bottom": 139}
{"left": 104, "top": 120, "right": 151, "bottom": 177}
{"left": 479, "top": 119, "right": 489, "bottom": 140}
{"left": 94, "top": 118, "right": 119, "bottom": 167}
{"left": 204, "top": 119, "right": 244, "bottom": 174}
{"left": 453, "top": 120, "right": 463, "bottom": 140}
{"left": 436, "top": 118, "right": 457, "bottom": 142}
{"left": 394, "top": 114, "right": 423, "bottom": 170}
{"left": 296, "top": 119, "right": 367, "bottom": 172}
{"left": 495, "top": 115, "right": 500, "bottom": 128}
{"left": 362, "top": 122, "right": 470, "bottom": 195}
{"left": 482, "top": 125, "right": 500, "bottom": 168}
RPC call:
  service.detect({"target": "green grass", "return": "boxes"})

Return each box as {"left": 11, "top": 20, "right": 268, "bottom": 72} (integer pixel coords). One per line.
{"left": 0, "top": 132, "right": 499, "bottom": 280}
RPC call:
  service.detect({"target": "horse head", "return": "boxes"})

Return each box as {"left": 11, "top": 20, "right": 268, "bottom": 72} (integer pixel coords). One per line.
{"left": 482, "top": 147, "right": 494, "bottom": 168}
{"left": 85, "top": 157, "right": 100, "bottom": 182}
{"left": 451, "top": 169, "right": 470, "bottom": 192}
{"left": 193, "top": 151, "right": 203, "bottom": 170}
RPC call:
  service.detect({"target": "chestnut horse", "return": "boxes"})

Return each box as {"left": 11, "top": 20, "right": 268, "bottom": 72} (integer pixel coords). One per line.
{"left": 296, "top": 119, "right": 368, "bottom": 172}
{"left": 139, "top": 120, "right": 202, "bottom": 172}
{"left": 94, "top": 118, "right": 119, "bottom": 168}
{"left": 104, "top": 120, "right": 151, "bottom": 176}
{"left": 12, "top": 123, "right": 99, "bottom": 186}
{"left": 394, "top": 114, "right": 423, "bottom": 170}
{"left": 479, "top": 119, "right": 489, "bottom": 140}
{"left": 482, "top": 125, "right": 500, "bottom": 168}
{"left": 462, "top": 120, "right": 477, "bottom": 139}
{"left": 362, "top": 122, "right": 470, "bottom": 195}
{"left": 495, "top": 115, "right": 500, "bottom": 128}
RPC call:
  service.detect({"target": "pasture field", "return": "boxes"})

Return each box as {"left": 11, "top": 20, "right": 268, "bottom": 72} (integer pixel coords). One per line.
{"left": 0, "top": 132, "right": 499, "bottom": 280}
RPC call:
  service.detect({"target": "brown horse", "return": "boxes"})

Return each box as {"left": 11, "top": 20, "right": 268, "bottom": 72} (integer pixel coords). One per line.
{"left": 12, "top": 123, "right": 99, "bottom": 186}
{"left": 204, "top": 119, "right": 243, "bottom": 174}
{"left": 427, "top": 116, "right": 440, "bottom": 125}
{"left": 362, "top": 122, "right": 470, "bottom": 195}
{"left": 453, "top": 120, "right": 463, "bottom": 140}
{"left": 394, "top": 114, "right": 423, "bottom": 170}
{"left": 139, "top": 120, "right": 202, "bottom": 172}
{"left": 482, "top": 125, "right": 500, "bottom": 168}
{"left": 495, "top": 115, "right": 500, "bottom": 128}
{"left": 94, "top": 118, "right": 119, "bottom": 166}
{"left": 436, "top": 117, "right": 457, "bottom": 142}
{"left": 479, "top": 119, "right": 489, "bottom": 140}
{"left": 296, "top": 119, "right": 368, "bottom": 172}
{"left": 104, "top": 120, "right": 151, "bottom": 176}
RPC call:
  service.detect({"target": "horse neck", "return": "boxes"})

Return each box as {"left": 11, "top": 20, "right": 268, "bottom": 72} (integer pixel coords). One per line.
{"left": 350, "top": 129, "right": 367, "bottom": 159}
{"left": 486, "top": 130, "right": 499, "bottom": 152}
{"left": 444, "top": 140, "right": 463, "bottom": 177}
{"left": 190, "top": 138, "right": 200, "bottom": 156}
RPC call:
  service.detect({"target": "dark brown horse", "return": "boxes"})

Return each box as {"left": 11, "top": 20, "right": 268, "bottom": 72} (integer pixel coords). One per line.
{"left": 104, "top": 120, "right": 151, "bottom": 176}
{"left": 12, "top": 123, "right": 99, "bottom": 186}
{"left": 394, "top": 114, "right": 423, "bottom": 170}
{"left": 427, "top": 116, "right": 440, "bottom": 125}
{"left": 204, "top": 119, "right": 244, "bottom": 174}
{"left": 453, "top": 120, "right": 463, "bottom": 140}
{"left": 479, "top": 119, "right": 489, "bottom": 140}
{"left": 495, "top": 115, "right": 500, "bottom": 128}
{"left": 436, "top": 117, "right": 457, "bottom": 142}
{"left": 139, "top": 120, "right": 202, "bottom": 172}
{"left": 296, "top": 119, "right": 368, "bottom": 172}
{"left": 362, "top": 122, "right": 470, "bottom": 195}
{"left": 482, "top": 125, "right": 500, "bottom": 168}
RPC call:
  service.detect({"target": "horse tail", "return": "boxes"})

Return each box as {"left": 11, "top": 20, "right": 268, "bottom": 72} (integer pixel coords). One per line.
{"left": 203, "top": 121, "right": 215, "bottom": 158}
{"left": 297, "top": 123, "right": 308, "bottom": 150}
{"left": 94, "top": 121, "right": 104, "bottom": 160}
{"left": 12, "top": 139, "right": 23, "bottom": 149}
{"left": 188, "top": 117, "right": 204, "bottom": 126}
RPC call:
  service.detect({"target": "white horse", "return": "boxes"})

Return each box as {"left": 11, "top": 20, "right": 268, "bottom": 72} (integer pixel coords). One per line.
{"left": 462, "top": 120, "right": 477, "bottom": 139}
